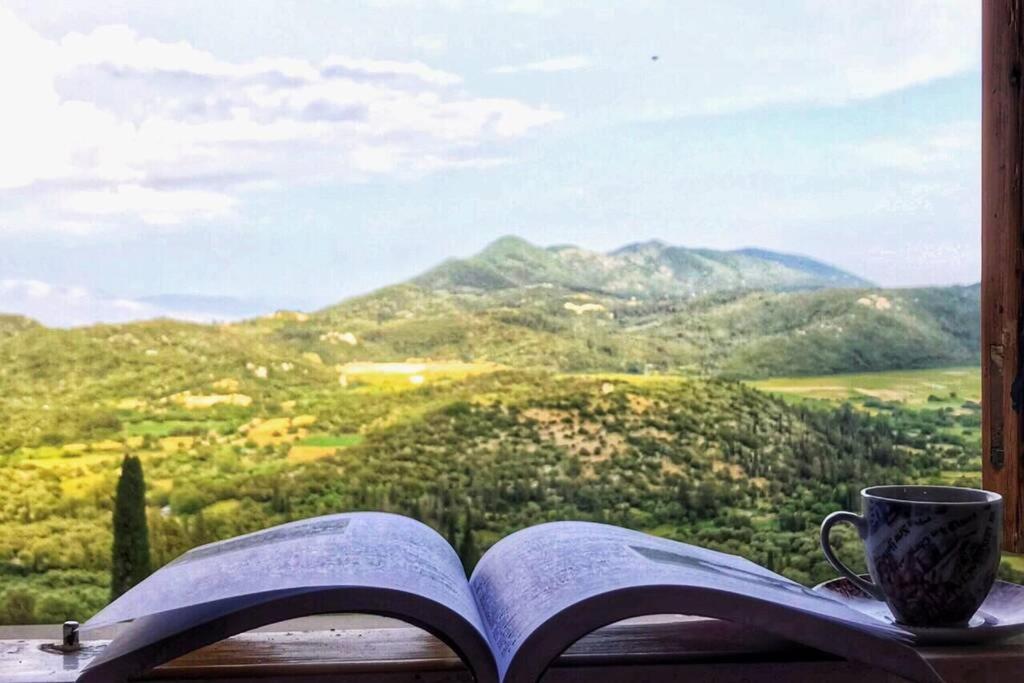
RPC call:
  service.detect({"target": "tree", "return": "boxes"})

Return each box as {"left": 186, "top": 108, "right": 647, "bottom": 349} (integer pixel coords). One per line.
{"left": 458, "top": 509, "right": 480, "bottom": 573}
{"left": 110, "top": 455, "right": 151, "bottom": 600}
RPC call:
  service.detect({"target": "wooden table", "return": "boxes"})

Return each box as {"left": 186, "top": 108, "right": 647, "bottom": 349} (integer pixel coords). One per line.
{"left": 1, "top": 616, "right": 1021, "bottom": 682}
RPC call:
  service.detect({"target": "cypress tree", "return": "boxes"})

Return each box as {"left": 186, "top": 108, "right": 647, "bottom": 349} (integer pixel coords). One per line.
{"left": 110, "top": 455, "right": 151, "bottom": 600}
{"left": 458, "top": 509, "right": 480, "bottom": 573}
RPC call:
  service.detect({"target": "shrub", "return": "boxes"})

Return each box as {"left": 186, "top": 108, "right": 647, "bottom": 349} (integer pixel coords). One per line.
{"left": 0, "top": 589, "right": 36, "bottom": 624}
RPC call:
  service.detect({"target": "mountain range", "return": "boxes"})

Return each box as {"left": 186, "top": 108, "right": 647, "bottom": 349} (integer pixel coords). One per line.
{"left": 415, "top": 236, "right": 871, "bottom": 296}
{"left": 0, "top": 237, "right": 979, "bottom": 379}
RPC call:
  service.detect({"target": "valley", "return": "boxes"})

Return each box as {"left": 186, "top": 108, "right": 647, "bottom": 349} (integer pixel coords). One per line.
{"left": 0, "top": 237, "right": 996, "bottom": 624}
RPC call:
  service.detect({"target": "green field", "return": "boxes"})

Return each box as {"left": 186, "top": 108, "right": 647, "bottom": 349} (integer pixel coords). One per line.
{"left": 298, "top": 434, "right": 364, "bottom": 447}
{"left": 749, "top": 366, "right": 980, "bottom": 408}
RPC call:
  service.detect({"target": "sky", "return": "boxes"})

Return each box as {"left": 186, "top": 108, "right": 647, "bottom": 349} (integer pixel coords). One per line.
{"left": 0, "top": 1, "right": 981, "bottom": 324}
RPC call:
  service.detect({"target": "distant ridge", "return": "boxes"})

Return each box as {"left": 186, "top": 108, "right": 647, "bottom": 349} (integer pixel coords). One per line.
{"left": 0, "top": 282, "right": 286, "bottom": 328}
{"left": 0, "top": 251, "right": 979, "bottom": 381}
{"left": 308, "top": 237, "right": 976, "bottom": 378}
{"left": 415, "top": 236, "right": 871, "bottom": 297}
{"left": 730, "top": 248, "right": 865, "bottom": 285}
{"left": 138, "top": 294, "right": 270, "bottom": 320}
{"left": 0, "top": 236, "right": 978, "bottom": 379}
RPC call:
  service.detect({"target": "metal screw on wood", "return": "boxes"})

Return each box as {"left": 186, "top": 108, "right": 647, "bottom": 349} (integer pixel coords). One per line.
{"left": 61, "top": 621, "right": 80, "bottom": 652}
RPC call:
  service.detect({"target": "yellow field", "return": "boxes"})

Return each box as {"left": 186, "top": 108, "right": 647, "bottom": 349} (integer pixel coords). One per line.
{"left": 204, "top": 499, "right": 241, "bottom": 516}
{"left": 60, "top": 473, "right": 109, "bottom": 498}
{"left": 159, "top": 436, "right": 195, "bottom": 451}
{"left": 287, "top": 445, "right": 339, "bottom": 463}
{"left": 339, "top": 360, "right": 503, "bottom": 389}
{"left": 238, "top": 415, "right": 316, "bottom": 446}
{"left": 25, "top": 452, "right": 116, "bottom": 468}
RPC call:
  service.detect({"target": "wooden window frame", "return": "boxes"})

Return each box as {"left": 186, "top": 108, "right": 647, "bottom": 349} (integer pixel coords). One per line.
{"left": 3, "top": 9, "right": 1024, "bottom": 683}
{"left": 983, "top": 0, "right": 1024, "bottom": 553}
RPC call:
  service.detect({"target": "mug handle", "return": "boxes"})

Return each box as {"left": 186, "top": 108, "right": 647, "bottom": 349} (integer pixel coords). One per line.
{"left": 820, "top": 511, "right": 885, "bottom": 601}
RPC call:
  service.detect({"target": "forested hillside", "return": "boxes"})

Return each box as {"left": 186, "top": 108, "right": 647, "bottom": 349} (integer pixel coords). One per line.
{"left": 0, "top": 370, "right": 983, "bottom": 623}
{"left": 301, "top": 282, "right": 979, "bottom": 378}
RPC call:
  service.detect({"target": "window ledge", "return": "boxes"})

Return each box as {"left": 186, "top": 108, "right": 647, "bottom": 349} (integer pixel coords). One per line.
{"left": 1, "top": 616, "right": 1022, "bottom": 682}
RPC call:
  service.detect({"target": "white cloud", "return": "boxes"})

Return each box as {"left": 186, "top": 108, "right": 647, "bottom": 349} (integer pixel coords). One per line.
{"left": 822, "top": 2, "right": 977, "bottom": 101}
{"left": 851, "top": 121, "right": 978, "bottom": 173}
{"left": 61, "top": 185, "right": 237, "bottom": 226}
{"left": 502, "top": 0, "right": 558, "bottom": 16}
{"left": 0, "top": 8, "right": 562, "bottom": 233}
{"left": 412, "top": 35, "right": 448, "bottom": 54}
{"left": 0, "top": 279, "right": 159, "bottom": 326}
{"left": 0, "top": 279, "right": 262, "bottom": 327}
{"left": 633, "top": 0, "right": 979, "bottom": 120}
{"left": 492, "top": 56, "right": 592, "bottom": 74}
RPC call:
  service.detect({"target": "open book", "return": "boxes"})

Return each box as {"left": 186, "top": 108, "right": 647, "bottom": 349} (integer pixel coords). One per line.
{"left": 79, "top": 512, "right": 942, "bottom": 683}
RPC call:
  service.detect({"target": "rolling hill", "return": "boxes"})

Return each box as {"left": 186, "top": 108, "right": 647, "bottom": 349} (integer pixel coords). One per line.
{"left": 415, "top": 236, "right": 871, "bottom": 296}
{"left": 0, "top": 368, "right": 981, "bottom": 622}
{"left": 0, "top": 237, "right": 979, "bottom": 388}
{"left": 299, "top": 237, "right": 977, "bottom": 377}
{"left": 302, "top": 281, "right": 978, "bottom": 378}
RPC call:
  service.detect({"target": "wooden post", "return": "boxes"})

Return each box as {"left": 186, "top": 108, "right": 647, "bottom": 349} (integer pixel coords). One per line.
{"left": 983, "top": 0, "right": 1024, "bottom": 553}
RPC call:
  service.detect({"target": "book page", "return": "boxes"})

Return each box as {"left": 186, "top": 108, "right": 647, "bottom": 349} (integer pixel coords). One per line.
{"left": 80, "top": 513, "right": 497, "bottom": 683}
{"left": 88, "top": 512, "right": 481, "bottom": 631}
{"left": 470, "top": 521, "right": 940, "bottom": 683}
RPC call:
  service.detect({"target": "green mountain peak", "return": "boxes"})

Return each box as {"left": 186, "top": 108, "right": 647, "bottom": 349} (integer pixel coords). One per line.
{"left": 416, "top": 235, "right": 871, "bottom": 297}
